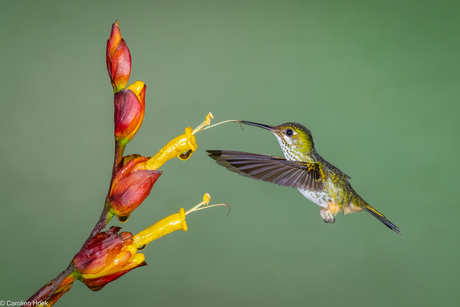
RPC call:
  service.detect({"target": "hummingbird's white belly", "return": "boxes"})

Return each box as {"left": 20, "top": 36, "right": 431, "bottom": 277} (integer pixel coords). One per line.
{"left": 298, "top": 188, "right": 329, "bottom": 209}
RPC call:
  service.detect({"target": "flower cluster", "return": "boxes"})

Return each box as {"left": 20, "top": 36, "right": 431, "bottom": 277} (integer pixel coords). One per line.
{"left": 25, "top": 21, "right": 229, "bottom": 306}
{"left": 73, "top": 226, "right": 146, "bottom": 291}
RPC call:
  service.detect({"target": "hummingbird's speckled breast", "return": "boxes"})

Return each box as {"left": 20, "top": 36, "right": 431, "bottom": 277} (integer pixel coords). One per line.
{"left": 298, "top": 176, "right": 346, "bottom": 210}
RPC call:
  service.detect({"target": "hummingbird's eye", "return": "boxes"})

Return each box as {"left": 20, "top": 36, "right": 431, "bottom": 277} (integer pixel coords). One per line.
{"left": 286, "top": 129, "right": 294, "bottom": 136}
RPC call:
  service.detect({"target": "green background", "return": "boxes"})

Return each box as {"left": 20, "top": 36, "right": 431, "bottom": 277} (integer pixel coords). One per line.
{"left": 1, "top": 0, "right": 459, "bottom": 306}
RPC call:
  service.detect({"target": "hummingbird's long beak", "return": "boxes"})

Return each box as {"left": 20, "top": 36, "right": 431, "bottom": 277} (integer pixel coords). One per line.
{"left": 240, "top": 121, "right": 276, "bottom": 132}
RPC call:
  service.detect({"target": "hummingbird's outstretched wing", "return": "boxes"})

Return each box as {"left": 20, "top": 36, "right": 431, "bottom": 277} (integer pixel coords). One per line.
{"left": 207, "top": 150, "right": 323, "bottom": 192}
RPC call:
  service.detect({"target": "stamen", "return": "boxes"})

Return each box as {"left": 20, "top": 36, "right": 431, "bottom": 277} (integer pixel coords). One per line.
{"left": 186, "top": 193, "right": 231, "bottom": 215}
{"left": 192, "top": 112, "right": 214, "bottom": 135}
{"left": 201, "top": 119, "right": 243, "bottom": 131}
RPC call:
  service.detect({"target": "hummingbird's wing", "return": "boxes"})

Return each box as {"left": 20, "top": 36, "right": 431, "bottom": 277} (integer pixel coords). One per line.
{"left": 207, "top": 150, "right": 323, "bottom": 192}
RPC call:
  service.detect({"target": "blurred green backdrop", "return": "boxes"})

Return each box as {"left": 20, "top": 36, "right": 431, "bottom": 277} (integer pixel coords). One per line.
{"left": 1, "top": 0, "right": 459, "bottom": 306}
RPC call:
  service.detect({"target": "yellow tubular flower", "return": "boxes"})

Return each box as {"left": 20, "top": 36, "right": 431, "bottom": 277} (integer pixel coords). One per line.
{"left": 132, "top": 208, "right": 188, "bottom": 248}
{"left": 72, "top": 194, "right": 228, "bottom": 291}
{"left": 132, "top": 194, "right": 229, "bottom": 249}
{"left": 144, "top": 113, "right": 213, "bottom": 170}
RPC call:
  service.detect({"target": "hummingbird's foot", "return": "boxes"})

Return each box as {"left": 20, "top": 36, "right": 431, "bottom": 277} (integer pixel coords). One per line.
{"left": 320, "top": 208, "right": 335, "bottom": 224}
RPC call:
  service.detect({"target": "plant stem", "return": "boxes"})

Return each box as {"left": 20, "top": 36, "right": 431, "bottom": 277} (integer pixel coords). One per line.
{"left": 24, "top": 264, "right": 75, "bottom": 304}
{"left": 89, "top": 139, "right": 126, "bottom": 237}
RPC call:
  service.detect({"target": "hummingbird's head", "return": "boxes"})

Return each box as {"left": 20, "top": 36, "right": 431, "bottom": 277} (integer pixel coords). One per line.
{"left": 240, "top": 121, "right": 315, "bottom": 161}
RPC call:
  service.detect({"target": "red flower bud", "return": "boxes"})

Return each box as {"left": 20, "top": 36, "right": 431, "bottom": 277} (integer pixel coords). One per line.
{"left": 109, "top": 156, "right": 162, "bottom": 221}
{"left": 106, "top": 21, "right": 131, "bottom": 92}
{"left": 73, "top": 226, "right": 146, "bottom": 291}
{"left": 114, "top": 82, "right": 146, "bottom": 142}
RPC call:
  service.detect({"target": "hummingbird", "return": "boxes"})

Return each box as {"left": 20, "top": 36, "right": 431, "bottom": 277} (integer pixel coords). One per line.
{"left": 207, "top": 121, "right": 401, "bottom": 234}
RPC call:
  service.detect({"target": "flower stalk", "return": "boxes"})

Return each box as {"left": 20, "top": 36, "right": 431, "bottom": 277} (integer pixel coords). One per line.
{"left": 24, "top": 20, "right": 233, "bottom": 306}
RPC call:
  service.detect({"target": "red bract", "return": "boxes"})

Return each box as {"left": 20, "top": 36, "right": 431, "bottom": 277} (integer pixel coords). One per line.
{"left": 114, "top": 89, "right": 140, "bottom": 141}
{"left": 72, "top": 226, "right": 146, "bottom": 291}
{"left": 106, "top": 21, "right": 131, "bottom": 92}
{"left": 114, "top": 82, "right": 146, "bottom": 142}
{"left": 81, "top": 268, "right": 144, "bottom": 291}
{"left": 109, "top": 156, "right": 162, "bottom": 221}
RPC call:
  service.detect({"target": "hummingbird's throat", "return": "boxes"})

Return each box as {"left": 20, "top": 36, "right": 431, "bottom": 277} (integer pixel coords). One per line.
{"left": 274, "top": 135, "right": 298, "bottom": 161}
{"left": 274, "top": 134, "right": 314, "bottom": 162}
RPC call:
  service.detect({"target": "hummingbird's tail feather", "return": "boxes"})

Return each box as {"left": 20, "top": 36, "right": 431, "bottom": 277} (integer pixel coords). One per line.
{"left": 363, "top": 206, "right": 401, "bottom": 235}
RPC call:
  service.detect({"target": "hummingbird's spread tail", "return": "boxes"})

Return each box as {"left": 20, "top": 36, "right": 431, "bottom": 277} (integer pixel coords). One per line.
{"left": 363, "top": 206, "right": 401, "bottom": 235}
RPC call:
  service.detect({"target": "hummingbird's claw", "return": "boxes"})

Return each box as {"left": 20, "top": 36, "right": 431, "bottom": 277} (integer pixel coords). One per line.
{"left": 320, "top": 208, "right": 336, "bottom": 224}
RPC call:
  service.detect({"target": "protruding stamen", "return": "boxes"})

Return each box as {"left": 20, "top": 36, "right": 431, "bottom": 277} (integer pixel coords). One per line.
{"left": 186, "top": 193, "right": 231, "bottom": 215}
{"left": 201, "top": 119, "right": 243, "bottom": 131}
{"left": 192, "top": 112, "right": 214, "bottom": 135}
{"left": 203, "top": 193, "right": 211, "bottom": 204}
